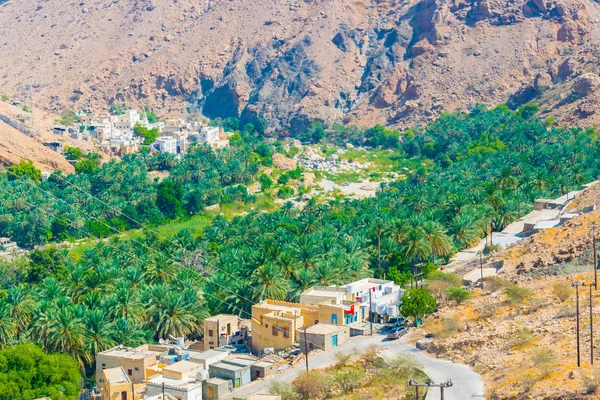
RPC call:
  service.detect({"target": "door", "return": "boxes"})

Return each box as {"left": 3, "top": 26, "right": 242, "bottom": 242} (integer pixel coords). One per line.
{"left": 235, "top": 377, "right": 241, "bottom": 387}
{"left": 331, "top": 314, "right": 338, "bottom": 325}
{"left": 256, "top": 370, "right": 261, "bottom": 379}
{"left": 121, "top": 392, "right": 127, "bottom": 400}
{"left": 332, "top": 334, "right": 338, "bottom": 347}
{"left": 208, "top": 386, "right": 214, "bottom": 399}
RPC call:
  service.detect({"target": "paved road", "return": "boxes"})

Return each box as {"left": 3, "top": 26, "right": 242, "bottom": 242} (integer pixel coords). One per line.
{"left": 230, "top": 333, "right": 485, "bottom": 399}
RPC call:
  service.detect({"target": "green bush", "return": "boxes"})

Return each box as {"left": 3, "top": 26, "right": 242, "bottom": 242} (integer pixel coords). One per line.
{"left": 504, "top": 284, "right": 532, "bottom": 306}
{"left": 447, "top": 287, "right": 472, "bottom": 304}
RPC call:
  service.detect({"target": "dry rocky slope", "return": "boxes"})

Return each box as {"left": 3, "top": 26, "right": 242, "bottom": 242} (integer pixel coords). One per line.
{"left": 2, "top": 0, "right": 600, "bottom": 133}
{"left": 409, "top": 187, "right": 600, "bottom": 399}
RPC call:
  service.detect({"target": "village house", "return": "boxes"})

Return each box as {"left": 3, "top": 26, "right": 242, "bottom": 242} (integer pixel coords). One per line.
{"left": 300, "top": 278, "right": 404, "bottom": 323}
{"left": 98, "top": 366, "right": 144, "bottom": 400}
{"left": 300, "top": 323, "right": 349, "bottom": 354}
{"left": 250, "top": 299, "right": 362, "bottom": 354}
{"left": 203, "top": 314, "right": 238, "bottom": 350}
{"left": 146, "top": 361, "right": 204, "bottom": 400}
{"left": 153, "top": 136, "right": 178, "bottom": 154}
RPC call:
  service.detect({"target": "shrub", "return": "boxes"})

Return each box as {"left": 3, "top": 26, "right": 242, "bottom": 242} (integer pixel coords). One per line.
{"left": 332, "top": 367, "right": 364, "bottom": 394}
{"left": 270, "top": 381, "right": 297, "bottom": 400}
{"left": 556, "top": 303, "right": 577, "bottom": 319}
{"left": 427, "top": 280, "right": 451, "bottom": 302}
{"left": 504, "top": 284, "right": 532, "bottom": 306}
{"left": 510, "top": 328, "right": 534, "bottom": 349}
{"left": 531, "top": 347, "right": 554, "bottom": 377}
{"left": 583, "top": 368, "right": 600, "bottom": 394}
{"left": 486, "top": 277, "right": 510, "bottom": 292}
{"left": 334, "top": 351, "right": 352, "bottom": 367}
{"left": 447, "top": 287, "right": 473, "bottom": 304}
{"left": 552, "top": 282, "right": 573, "bottom": 303}
{"left": 427, "top": 318, "right": 464, "bottom": 338}
{"left": 292, "top": 371, "right": 329, "bottom": 399}
{"left": 427, "top": 270, "right": 461, "bottom": 286}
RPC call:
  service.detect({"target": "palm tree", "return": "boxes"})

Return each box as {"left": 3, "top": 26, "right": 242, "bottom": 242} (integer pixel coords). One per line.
{"left": 46, "top": 306, "right": 86, "bottom": 368}
{"left": 83, "top": 309, "right": 116, "bottom": 365}
{"left": 421, "top": 221, "right": 452, "bottom": 259}
{"left": 5, "top": 286, "right": 34, "bottom": 341}
{"left": 0, "top": 301, "right": 17, "bottom": 347}
{"left": 251, "top": 263, "right": 290, "bottom": 301}
{"left": 152, "top": 292, "right": 199, "bottom": 339}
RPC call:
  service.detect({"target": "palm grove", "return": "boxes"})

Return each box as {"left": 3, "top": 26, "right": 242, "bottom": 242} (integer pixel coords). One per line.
{"left": 0, "top": 104, "right": 598, "bottom": 391}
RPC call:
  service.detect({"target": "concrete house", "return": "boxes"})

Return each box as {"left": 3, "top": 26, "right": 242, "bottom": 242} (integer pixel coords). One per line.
{"left": 203, "top": 314, "right": 238, "bottom": 349}
{"left": 251, "top": 299, "right": 362, "bottom": 354}
{"left": 154, "top": 136, "right": 178, "bottom": 154}
{"left": 202, "top": 377, "right": 231, "bottom": 400}
{"left": 300, "top": 278, "right": 404, "bottom": 323}
{"left": 96, "top": 345, "right": 165, "bottom": 385}
{"left": 209, "top": 362, "right": 251, "bottom": 388}
{"left": 188, "top": 349, "right": 229, "bottom": 370}
{"left": 99, "top": 366, "right": 144, "bottom": 400}
{"left": 300, "top": 324, "right": 349, "bottom": 354}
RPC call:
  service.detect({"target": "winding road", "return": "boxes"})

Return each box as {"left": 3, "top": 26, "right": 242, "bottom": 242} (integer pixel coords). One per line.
{"left": 230, "top": 333, "right": 485, "bottom": 399}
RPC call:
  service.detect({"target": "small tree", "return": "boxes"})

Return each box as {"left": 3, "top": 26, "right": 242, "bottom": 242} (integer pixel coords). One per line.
{"left": 552, "top": 282, "right": 573, "bottom": 303}
{"left": 504, "top": 284, "right": 532, "bottom": 306}
{"left": 292, "top": 371, "right": 329, "bottom": 399}
{"left": 402, "top": 288, "right": 437, "bottom": 322}
{"left": 64, "top": 146, "right": 84, "bottom": 160}
{"left": 7, "top": 159, "right": 41, "bottom": 183}
{"left": 447, "top": 287, "right": 472, "bottom": 305}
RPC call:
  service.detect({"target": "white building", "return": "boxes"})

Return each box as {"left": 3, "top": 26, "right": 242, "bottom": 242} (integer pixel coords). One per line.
{"left": 146, "top": 361, "right": 204, "bottom": 400}
{"left": 300, "top": 278, "right": 403, "bottom": 322}
{"left": 154, "top": 136, "right": 178, "bottom": 154}
{"left": 199, "top": 126, "right": 220, "bottom": 143}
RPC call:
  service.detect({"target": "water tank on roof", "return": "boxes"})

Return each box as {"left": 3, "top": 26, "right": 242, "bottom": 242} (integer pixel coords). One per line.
{"left": 197, "top": 369, "right": 208, "bottom": 382}
{"left": 386, "top": 305, "right": 397, "bottom": 316}
{"left": 176, "top": 337, "right": 185, "bottom": 347}
{"left": 346, "top": 284, "right": 355, "bottom": 293}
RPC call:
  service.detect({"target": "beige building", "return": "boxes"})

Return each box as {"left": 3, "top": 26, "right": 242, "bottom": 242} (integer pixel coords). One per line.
{"left": 204, "top": 314, "right": 238, "bottom": 349}
{"left": 96, "top": 344, "right": 175, "bottom": 385}
{"left": 300, "top": 323, "right": 349, "bottom": 354}
{"left": 99, "top": 366, "right": 144, "bottom": 400}
{"left": 251, "top": 299, "right": 361, "bottom": 354}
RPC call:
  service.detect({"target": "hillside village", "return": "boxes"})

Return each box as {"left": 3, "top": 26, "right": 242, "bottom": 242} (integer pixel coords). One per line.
{"left": 48, "top": 109, "right": 231, "bottom": 158}
{"left": 91, "top": 278, "right": 403, "bottom": 400}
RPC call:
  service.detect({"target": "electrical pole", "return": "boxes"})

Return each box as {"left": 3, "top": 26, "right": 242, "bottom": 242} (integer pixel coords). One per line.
{"left": 302, "top": 327, "right": 309, "bottom": 373}
{"left": 594, "top": 225, "right": 598, "bottom": 290}
{"left": 590, "top": 282, "right": 594, "bottom": 365}
{"left": 162, "top": 382, "right": 165, "bottom": 399}
{"left": 480, "top": 250, "right": 484, "bottom": 289}
{"left": 131, "top": 381, "right": 135, "bottom": 400}
{"left": 573, "top": 281, "right": 581, "bottom": 367}
{"left": 369, "top": 288, "right": 373, "bottom": 336}
{"left": 407, "top": 379, "right": 453, "bottom": 400}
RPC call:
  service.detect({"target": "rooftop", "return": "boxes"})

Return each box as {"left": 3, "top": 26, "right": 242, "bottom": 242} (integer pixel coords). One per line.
{"left": 205, "top": 377, "right": 231, "bottom": 385}
{"left": 205, "top": 314, "right": 238, "bottom": 322}
{"left": 164, "top": 360, "right": 198, "bottom": 374}
{"left": 103, "top": 367, "right": 130, "bottom": 385}
{"left": 189, "top": 349, "right": 229, "bottom": 361}
{"left": 98, "top": 345, "right": 161, "bottom": 361}
{"left": 341, "top": 278, "right": 394, "bottom": 293}
{"left": 304, "top": 323, "right": 346, "bottom": 335}
{"left": 148, "top": 374, "right": 202, "bottom": 390}
{"left": 210, "top": 361, "right": 248, "bottom": 372}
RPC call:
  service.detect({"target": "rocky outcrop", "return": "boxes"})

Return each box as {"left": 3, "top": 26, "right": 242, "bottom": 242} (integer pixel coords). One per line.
{"left": 272, "top": 153, "right": 297, "bottom": 171}
{"left": 573, "top": 73, "right": 600, "bottom": 96}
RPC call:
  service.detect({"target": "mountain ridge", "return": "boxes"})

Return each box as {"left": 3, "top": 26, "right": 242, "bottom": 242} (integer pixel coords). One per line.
{"left": 2, "top": 0, "right": 600, "bottom": 132}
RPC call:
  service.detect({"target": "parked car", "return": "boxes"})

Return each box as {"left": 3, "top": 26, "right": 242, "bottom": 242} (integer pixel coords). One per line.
{"left": 384, "top": 317, "right": 407, "bottom": 330}
{"left": 341, "top": 181, "right": 350, "bottom": 186}
{"left": 387, "top": 327, "right": 408, "bottom": 340}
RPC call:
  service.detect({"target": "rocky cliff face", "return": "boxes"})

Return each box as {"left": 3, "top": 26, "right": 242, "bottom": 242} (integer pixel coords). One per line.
{"left": 1, "top": 0, "right": 600, "bottom": 133}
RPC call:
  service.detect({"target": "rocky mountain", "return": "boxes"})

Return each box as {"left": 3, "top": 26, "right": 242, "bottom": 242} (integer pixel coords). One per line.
{"left": 1, "top": 0, "right": 600, "bottom": 133}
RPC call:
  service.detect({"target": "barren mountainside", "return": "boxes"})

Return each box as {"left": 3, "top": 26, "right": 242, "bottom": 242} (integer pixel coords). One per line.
{"left": 2, "top": 0, "right": 600, "bottom": 133}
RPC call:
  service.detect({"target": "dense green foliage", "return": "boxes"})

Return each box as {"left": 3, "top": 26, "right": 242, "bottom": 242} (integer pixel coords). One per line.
{"left": 0, "top": 143, "right": 259, "bottom": 248}
{"left": 7, "top": 160, "right": 41, "bottom": 184}
{"left": 133, "top": 124, "right": 160, "bottom": 145}
{"left": 401, "top": 288, "right": 437, "bottom": 320}
{"left": 1, "top": 104, "right": 599, "bottom": 380}
{"left": 0, "top": 344, "right": 81, "bottom": 400}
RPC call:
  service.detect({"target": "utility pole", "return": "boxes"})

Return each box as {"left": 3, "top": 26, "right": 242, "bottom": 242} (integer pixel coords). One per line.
{"left": 593, "top": 225, "right": 598, "bottom": 290}
{"left": 590, "top": 282, "right": 594, "bottom": 365}
{"left": 369, "top": 288, "right": 373, "bottom": 336}
{"left": 302, "top": 327, "right": 309, "bottom": 373}
{"left": 216, "top": 317, "right": 220, "bottom": 348}
{"left": 407, "top": 379, "right": 453, "bottom": 400}
{"left": 162, "top": 382, "right": 165, "bottom": 399}
{"left": 131, "top": 381, "right": 135, "bottom": 400}
{"left": 565, "top": 172, "right": 569, "bottom": 202}
{"left": 573, "top": 281, "right": 581, "bottom": 367}
{"left": 480, "top": 250, "right": 484, "bottom": 289}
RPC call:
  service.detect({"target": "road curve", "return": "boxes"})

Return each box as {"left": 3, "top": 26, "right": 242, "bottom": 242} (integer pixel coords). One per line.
{"left": 230, "top": 334, "right": 485, "bottom": 400}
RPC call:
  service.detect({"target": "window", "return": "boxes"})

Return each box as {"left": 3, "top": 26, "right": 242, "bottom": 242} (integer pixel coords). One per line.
{"left": 283, "top": 327, "right": 289, "bottom": 338}
{"left": 208, "top": 329, "right": 214, "bottom": 337}
{"left": 98, "top": 378, "right": 103, "bottom": 383}
{"left": 127, "top": 369, "right": 132, "bottom": 376}
{"left": 101, "top": 363, "right": 106, "bottom": 367}
{"left": 134, "top": 367, "right": 139, "bottom": 371}
{"left": 272, "top": 325, "right": 278, "bottom": 336}
{"left": 265, "top": 323, "right": 268, "bottom": 328}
